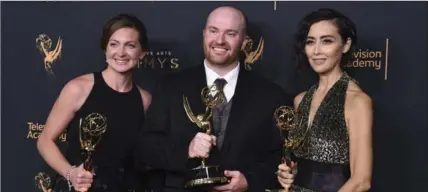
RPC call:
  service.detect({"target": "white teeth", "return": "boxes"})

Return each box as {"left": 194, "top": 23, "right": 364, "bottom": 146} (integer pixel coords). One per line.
{"left": 213, "top": 47, "right": 227, "bottom": 53}
{"left": 313, "top": 59, "right": 326, "bottom": 65}
{"left": 115, "top": 59, "right": 128, "bottom": 64}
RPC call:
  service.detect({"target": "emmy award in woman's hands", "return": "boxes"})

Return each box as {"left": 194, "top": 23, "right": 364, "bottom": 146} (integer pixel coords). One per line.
{"left": 274, "top": 106, "right": 301, "bottom": 166}
{"left": 182, "top": 84, "right": 229, "bottom": 188}
{"left": 79, "top": 113, "right": 107, "bottom": 171}
{"left": 264, "top": 106, "right": 302, "bottom": 192}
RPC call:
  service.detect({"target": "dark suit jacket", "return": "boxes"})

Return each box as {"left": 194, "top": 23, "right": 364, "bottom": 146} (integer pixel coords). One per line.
{"left": 136, "top": 64, "right": 292, "bottom": 191}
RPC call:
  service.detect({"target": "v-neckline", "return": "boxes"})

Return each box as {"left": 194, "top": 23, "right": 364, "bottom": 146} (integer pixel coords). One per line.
{"left": 306, "top": 75, "right": 344, "bottom": 130}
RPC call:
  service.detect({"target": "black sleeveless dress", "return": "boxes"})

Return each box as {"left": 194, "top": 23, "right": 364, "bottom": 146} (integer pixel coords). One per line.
{"left": 290, "top": 73, "right": 353, "bottom": 192}
{"left": 53, "top": 72, "right": 146, "bottom": 192}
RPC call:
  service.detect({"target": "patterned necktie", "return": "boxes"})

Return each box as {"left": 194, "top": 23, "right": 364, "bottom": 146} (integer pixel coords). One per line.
{"left": 213, "top": 78, "right": 228, "bottom": 149}
{"left": 213, "top": 78, "right": 227, "bottom": 107}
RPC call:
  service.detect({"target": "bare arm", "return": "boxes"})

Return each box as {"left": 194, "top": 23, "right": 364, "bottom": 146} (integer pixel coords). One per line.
{"left": 37, "top": 77, "right": 91, "bottom": 177}
{"left": 339, "top": 90, "right": 373, "bottom": 192}
{"left": 137, "top": 87, "right": 152, "bottom": 114}
{"left": 293, "top": 92, "right": 306, "bottom": 112}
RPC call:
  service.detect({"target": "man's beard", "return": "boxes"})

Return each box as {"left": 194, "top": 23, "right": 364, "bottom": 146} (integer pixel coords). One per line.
{"left": 203, "top": 46, "right": 240, "bottom": 67}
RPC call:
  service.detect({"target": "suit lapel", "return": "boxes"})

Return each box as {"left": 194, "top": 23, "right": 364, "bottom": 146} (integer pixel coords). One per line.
{"left": 182, "top": 64, "right": 209, "bottom": 130}
{"left": 220, "top": 66, "right": 251, "bottom": 156}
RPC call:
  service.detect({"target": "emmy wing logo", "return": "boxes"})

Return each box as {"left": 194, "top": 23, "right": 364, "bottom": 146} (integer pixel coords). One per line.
{"left": 34, "top": 172, "right": 53, "bottom": 192}
{"left": 36, "top": 34, "right": 63, "bottom": 75}
{"left": 241, "top": 36, "right": 264, "bottom": 71}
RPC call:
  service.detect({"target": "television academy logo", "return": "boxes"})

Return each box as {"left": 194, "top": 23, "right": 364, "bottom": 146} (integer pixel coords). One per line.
{"left": 344, "top": 38, "right": 390, "bottom": 80}
{"left": 26, "top": 121, "right": 66, "bottom": 142}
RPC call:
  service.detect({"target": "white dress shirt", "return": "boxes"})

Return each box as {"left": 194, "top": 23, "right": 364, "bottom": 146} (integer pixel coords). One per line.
{"left": 203, "top": 60, "right": 240, "bottom": 102}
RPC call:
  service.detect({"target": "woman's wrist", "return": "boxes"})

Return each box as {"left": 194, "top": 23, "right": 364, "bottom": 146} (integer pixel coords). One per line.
{"left": 64, "top": 165, "right": 76, "bottom": 190}
{"left": 64, "top": 165, "right": 76, "bottom": 180}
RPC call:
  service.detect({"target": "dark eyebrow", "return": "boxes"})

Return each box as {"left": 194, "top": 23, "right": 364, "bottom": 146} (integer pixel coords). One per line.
{"left": 108, "top": 39, "right": 137, "bottom": 44}
{"left": 306, "top": 35, "right": 336, "bottom": 39}
{"left": 320, "top": 35, "right": 335, "bottom": 39}
{"left": 307, "top": 35, "right": 336, "bottom": 39}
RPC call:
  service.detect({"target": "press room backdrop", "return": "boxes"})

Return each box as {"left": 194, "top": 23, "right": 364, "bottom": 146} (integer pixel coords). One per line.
{"left": 1, "top": 1, "right": 427, "bottom": 192}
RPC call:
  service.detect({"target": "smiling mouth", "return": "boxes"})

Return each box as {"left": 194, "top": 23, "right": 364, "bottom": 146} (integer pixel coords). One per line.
{"left": 212, "top": 47, "right": 229, "bottom": 55}
{"left": 312, "top": 58, "right": 326, "bottom": 65}
{"left": 115, "top": 59, "right": 129, "bottom": 64}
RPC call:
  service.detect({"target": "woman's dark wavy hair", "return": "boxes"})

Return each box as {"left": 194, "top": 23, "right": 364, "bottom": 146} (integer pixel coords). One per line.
{"left": 294, "top": 8, "right": 357, "bottom": 70}
{"left": 100, "top": 13, "right": 148, "bottom": 52}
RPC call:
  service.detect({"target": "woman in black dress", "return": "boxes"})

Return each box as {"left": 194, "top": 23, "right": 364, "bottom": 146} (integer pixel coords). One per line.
{"left": 37, "top": 14, "right": 152, "bottom": 192}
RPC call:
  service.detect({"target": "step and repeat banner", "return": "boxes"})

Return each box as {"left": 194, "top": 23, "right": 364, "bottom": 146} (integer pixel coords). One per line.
{"left": 2, "top": 1, "right": 427, "bottom": 192}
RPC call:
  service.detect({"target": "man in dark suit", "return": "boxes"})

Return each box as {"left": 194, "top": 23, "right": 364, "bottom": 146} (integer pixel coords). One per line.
{"left": 136, "top": 6, "right": 293, "bottom": 192}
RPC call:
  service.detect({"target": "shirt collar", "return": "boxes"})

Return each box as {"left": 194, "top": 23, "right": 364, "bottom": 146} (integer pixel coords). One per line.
{"left": 204, "top": 59, "right": 240, "bottom": 87}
